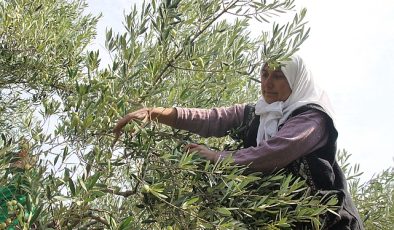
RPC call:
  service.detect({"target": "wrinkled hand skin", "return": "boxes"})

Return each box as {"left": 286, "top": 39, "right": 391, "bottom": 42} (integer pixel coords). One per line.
{"left": 185, "top": 143, "right": 218, "bottom": 162}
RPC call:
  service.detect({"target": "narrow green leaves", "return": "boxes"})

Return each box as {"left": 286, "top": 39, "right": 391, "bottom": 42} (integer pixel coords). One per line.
{"left": 261, "top": 7, "right": 310, "bottom": 66}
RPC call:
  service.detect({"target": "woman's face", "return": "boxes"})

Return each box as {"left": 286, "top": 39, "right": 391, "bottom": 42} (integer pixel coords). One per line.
{"left": 260, "top": 65, "right": 292, "bottom": 104}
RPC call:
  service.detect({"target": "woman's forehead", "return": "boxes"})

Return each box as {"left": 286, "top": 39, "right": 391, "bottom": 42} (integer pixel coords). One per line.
{"left": 262, "top": 63, "right": 283, "bottom": 72}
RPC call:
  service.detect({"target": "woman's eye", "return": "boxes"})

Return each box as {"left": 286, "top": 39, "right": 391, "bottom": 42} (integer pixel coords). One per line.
{"left": 273, "top": 73, "right": 285, "bottom": 79}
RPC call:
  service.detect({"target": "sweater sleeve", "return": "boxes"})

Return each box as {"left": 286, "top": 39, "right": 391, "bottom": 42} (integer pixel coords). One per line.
{"left": 173, "top": 104, "right": 245, "bottom": 137}
{"left": 217, "top": 110, "right": 330, "bottom": 172}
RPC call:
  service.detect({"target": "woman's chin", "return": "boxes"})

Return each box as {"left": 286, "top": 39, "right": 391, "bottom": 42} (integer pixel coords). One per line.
{"left": 263, "top": 97, "right": 277, "bottom": 104}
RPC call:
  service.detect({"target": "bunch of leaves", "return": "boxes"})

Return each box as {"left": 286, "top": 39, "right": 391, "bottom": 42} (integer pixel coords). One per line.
{"left": 338, "top": 150, "right": 394, "bottom": 229}
{"left": 114, "top": 129, "right": 339, "bottom": 229}
{"left": 260, "top": 7, "right": 309, "bottom": 69}
{"left": 0, "top": 0, "right": 98, "bottom": 94}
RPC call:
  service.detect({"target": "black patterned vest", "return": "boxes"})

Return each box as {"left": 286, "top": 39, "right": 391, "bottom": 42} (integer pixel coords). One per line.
{"left": 232, "top": 104, "right": 364, "bottom": 229}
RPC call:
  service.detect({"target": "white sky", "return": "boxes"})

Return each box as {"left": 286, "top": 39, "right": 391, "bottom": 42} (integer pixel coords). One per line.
{"left": 86, "top": 0, "right": 394, "bottom": 180}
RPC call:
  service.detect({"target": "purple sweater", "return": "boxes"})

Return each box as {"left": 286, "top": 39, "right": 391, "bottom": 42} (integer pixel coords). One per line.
{"left": 174, "top": 104, "right": 329, "bottom": 173}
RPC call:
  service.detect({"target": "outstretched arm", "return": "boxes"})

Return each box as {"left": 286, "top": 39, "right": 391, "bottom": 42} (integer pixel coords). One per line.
{"left": 174, "top": 104, "right": 245, "bottom": 137}
{"left": 114, "top": 104, "right": 245, "bottom": 139}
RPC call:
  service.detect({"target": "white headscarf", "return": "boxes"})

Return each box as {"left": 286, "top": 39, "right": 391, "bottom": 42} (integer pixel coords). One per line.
{"left": 255, "top": 55, "right": 335, "bottom": 146}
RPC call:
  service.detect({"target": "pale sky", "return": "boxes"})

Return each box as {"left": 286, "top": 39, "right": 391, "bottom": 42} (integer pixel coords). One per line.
{"left": 86, "top": 0, "right": 394, "bottom": 180}
{"left": 295, "top": 0, "right": 394, "bottom": 180}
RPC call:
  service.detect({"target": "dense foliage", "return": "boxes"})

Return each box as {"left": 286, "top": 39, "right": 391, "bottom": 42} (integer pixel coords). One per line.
{"left": 0, "top": 0, "right": 393, "bottom": 229}
{"left": 338, "top": 150, "right": 394, "bottom": 229}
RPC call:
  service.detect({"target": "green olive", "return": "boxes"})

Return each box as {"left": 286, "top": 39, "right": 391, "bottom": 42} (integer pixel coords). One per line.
{"left": 67, "top": 96, "right": 74, "bottom": 102}
{"left": 103, "top": 116, "right": 110, "bottom": 124}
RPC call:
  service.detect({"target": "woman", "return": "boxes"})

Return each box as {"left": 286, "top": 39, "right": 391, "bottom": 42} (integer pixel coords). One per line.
{"left": 113, "top": 55, "right": 364, "bottom": 229}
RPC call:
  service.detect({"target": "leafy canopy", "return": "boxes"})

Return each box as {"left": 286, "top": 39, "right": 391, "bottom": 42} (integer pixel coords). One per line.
{"left": 1, "top": 0, "right": 392, "bottom": 229}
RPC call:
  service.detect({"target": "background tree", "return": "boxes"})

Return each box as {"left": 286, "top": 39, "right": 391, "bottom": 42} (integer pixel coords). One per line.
{"left": 337, "top": 150, "right": 394, "bottom": 229}
{"left": 1, "top": 0, "right": 392, "bottom": 229}
{"left": 1, "top": 0, "right": 99, "bottom": 228}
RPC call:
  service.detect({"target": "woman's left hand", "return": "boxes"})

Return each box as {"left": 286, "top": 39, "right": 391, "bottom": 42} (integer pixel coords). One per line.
{"left": 185, "top": 143, "right": 217, "bottom": 161}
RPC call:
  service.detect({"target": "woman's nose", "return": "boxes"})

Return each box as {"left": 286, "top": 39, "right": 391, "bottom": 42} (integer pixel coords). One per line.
{"left": 264, "top": 75, "right": 274, "bottom": 87}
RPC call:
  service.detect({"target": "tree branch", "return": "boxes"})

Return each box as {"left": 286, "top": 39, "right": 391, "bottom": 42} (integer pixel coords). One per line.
{"left": 139, "top": 0, "right": 240, "bottom": 102}
{"left": 86, "top": 212, "right": 110, "bottom": 227}
{"left": 103, "top": 187, "right": 136, "bottom": 197}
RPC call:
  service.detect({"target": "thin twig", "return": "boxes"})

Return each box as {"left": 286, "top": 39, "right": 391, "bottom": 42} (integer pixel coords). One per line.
{"left": 103, "top": 187, "right": 136, "bottom": 197}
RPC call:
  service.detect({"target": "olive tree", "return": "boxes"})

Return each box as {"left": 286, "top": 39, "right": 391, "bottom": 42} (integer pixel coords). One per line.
{"left": 0, "top": 0, "right": 371, "bottom": 229}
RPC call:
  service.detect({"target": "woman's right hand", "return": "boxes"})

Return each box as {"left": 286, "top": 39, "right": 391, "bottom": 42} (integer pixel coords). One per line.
{"left": 112, "top": 107, "right": 177, "bottom": 146}
{"left": 112, "top": 108, "right": 152, "bottom": 143}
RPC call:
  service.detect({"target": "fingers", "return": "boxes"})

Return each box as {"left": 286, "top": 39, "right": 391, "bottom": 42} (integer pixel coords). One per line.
{"left": 184, "top": 143, "right": 209, "bottom": 154}
{"left": 112, "top": 113, "right": 133, "bottom": 147}
{"left": 112, "top": 109, "right": 151, "bottom": 145}
{"left": 184, "top": 143, "right": 200, "bottom": 152}
{"left": 113, "top": 114, "right": 131, "bottom": 133}
{"left": 111, "top": 132, "right": 120, "bottom": 148}
{"left": 184, "top": 143, "right": 216, "bottom": 161}
{"left": 112, "top": 110, "right": 146, "bottom": 134}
